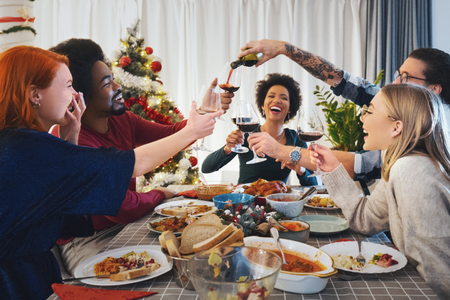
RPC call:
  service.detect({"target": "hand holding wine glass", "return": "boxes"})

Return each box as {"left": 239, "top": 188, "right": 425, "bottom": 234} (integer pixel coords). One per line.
{"left": 297, "top": 106, "right": 324, "bottom": 176}
{"left": 193, "top": 84, "right": 222, "bottom": 152}
{"left": 233, "top": 100, "right": 266, "bottom": 164}
{"left": 308, "top": 143, "right": 340, "bottom": 172}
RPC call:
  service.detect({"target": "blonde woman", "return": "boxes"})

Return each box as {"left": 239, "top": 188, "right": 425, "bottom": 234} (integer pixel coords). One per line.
{"left": 310, "top": 84, "right": 450, "bottom": 299}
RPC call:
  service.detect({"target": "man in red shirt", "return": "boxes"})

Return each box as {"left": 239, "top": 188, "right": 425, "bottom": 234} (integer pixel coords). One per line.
{"left": 50, "top": 38, "right": 234, "bottom": 275}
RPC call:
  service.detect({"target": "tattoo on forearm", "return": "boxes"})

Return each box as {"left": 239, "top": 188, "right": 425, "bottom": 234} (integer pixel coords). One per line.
{"left": 285, "top": 44, "right": 343, "bottom": 86}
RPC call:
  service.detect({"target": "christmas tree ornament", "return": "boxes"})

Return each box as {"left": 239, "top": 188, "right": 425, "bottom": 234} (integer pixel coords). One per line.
{"left": 119, "top": 56, "right": 131, "bottom": 67}
{"left": 189, "top": 156, "right": 198, "bottom": 167}
{"left": 151, "top": 61, "right": 162, "bottom": 72}
{"left": 145, "top": 47, "right": 153, "bottom": 55}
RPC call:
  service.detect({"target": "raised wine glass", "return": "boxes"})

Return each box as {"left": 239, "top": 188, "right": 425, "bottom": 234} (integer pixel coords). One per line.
{"left": 234, "top": 100, "right": 266, "bottom": 164}
{"left": 297, "top": 106, "right": 325, "bottom": 177}
{"left": 193, "top": 84, "right": 221, "bottom": 152}
{"left": 230, "top": 101, "right": 249, "bottom": 153}
{"left": 218, "top": 61, "right": 242, "bottom": 94}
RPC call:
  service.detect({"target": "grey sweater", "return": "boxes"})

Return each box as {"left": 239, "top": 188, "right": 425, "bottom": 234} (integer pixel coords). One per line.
{"left": 322, "top": 155, "right": 450, "bottom": 299}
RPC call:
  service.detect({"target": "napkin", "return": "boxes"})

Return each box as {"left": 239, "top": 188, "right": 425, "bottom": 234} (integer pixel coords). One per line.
{"left": 176, "top": 190, "right": 197, "bottom": 198}
{"left": 52, "top": 283, "right": 157, "bottom": 300}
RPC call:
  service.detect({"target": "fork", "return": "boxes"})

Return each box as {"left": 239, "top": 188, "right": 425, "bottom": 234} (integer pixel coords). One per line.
{"left": 355, "top": 234, "right": 366, "bottom": 265}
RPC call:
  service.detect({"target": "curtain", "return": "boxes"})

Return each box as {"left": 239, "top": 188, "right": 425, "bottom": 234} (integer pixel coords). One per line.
{"left": 33, "top": 0, "right": 367, "bottom": 183}
{"left": 364, "top": 0, "right": 431, "bottom": 85}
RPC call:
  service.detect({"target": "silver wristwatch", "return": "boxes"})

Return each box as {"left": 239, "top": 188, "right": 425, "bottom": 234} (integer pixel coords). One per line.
{"left": 289, "top": 146, "right": 301, "bottom": 165}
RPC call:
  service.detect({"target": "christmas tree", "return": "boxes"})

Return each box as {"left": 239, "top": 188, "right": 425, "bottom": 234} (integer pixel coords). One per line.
{"left": 111, "top": 20, "right": 199, "bottom": 191}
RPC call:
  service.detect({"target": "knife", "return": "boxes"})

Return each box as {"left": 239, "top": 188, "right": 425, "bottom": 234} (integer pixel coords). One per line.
{"left": 62, "top": 275, "right": 110, "bottom": 282}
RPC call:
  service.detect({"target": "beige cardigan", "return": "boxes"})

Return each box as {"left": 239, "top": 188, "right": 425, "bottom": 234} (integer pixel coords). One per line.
{"left": 322, "top": 155, "right": 450, "bottom": 299}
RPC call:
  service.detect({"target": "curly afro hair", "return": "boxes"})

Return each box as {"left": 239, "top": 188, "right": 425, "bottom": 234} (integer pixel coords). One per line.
{"left": 255, "top": 73, "right": 302, "bottom": 123}
{"left": 49, "top": 38, "right": 110, "bottom": 104}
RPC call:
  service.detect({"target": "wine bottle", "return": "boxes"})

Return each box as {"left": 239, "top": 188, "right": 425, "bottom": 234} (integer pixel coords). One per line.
{"left": 230, "top": 52, "right": 263, "bottom": 69}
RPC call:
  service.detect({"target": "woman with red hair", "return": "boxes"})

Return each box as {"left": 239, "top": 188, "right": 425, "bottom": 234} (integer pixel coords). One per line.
{"left": 0, "top": 46, "right": 223, "bottom": 300}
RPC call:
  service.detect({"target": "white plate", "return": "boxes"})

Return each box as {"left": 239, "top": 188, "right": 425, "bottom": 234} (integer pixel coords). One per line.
{"left": 295, "top": 215, "right": 348, "bottom": 235}
{"left": 74, "top": 245, "right": 172, "bottom": 286}
{"left": 147, "top": 216, "right": 188, "bottom": 236}
{"left": 154, "top": 200, "right": 217, "bottom": 217}
{"left": 320, "top": 241, "right": 407, "bottom": 274}
{"left": 304, "top": 194, "right": 340, "bottom": 210}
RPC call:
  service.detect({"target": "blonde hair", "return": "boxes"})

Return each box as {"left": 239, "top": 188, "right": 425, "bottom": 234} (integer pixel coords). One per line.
{"left": 381, "top": 84, "right": 450, "bottom": 181}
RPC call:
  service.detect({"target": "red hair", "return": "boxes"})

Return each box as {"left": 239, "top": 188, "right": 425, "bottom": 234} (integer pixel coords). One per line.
{"left": 0, "top": 46, "right": 69, "bottom": 131}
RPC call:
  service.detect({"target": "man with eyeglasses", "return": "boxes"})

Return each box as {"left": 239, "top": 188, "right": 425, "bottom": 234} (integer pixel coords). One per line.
{"left": 241, "top": 39, "right": 450, "bottom": 188}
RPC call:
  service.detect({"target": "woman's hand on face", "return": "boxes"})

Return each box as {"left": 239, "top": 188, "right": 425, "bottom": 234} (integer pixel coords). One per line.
{"left": 223, "top": 130, "right": 244, "bottom": 155}
{"left": 238, "top": 39, "right": 285, "bottom": 67}
{"left": 152, "top": 187, "right": 177, "bottom": 199}
{"left": 59, "top": 92, "right": 86, "bottom": 144}
{"left": 186, "top": 101, "right": 223, "bottom": 140}
{"left": 309, "top": 144, "right": 340, "bottom": 172}
{"left": 247, "top": 131, "right": 281, "bottom": 158}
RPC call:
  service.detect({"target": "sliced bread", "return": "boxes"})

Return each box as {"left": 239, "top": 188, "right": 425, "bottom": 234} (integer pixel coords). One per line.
{"left": 166, "top": 238, "right": 181, "bottom": 258}
{"left": 193, "top": 223, "right": 236, "bottom": 253}
{"left": 179, "top": 224, "right": 222, "bottom": 254}
{"left": 110, "top": 267, "right": 153, "bottom": 281}
{"left": 213, "top": 228, "right": 244, "bottom": 249}
{"left": 229, "top": 241, "right": 244, "bottom": 247}
{"left": 159, "top": 231, "right": 180, "bottom": 250}
{"left": 194, "top": 213, "right": 224, "bottom": 227}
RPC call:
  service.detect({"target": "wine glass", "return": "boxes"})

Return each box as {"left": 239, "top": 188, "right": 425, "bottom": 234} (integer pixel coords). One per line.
{"left": 193, "top": 84, "right": 221, "bottom": 152}
{"left": 234, "top": 100, "right": 266, "bottom": 164}
{"left": 218, "top": 62, "right": 242, "bottom": 93}
{"left": 297, "top": 106, "right": 324, "bottom": 177}
{"left": 230, "top": 101, "right": 249, "bottom": 153}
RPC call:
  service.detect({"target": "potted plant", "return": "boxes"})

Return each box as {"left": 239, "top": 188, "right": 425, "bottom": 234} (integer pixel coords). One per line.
{"left": 314, "top": 71, "right": 384, "bottom": 151}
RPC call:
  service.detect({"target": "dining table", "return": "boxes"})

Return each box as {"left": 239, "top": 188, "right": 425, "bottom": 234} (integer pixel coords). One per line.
{"left": 47, "top": 185, "right": 440, "bottom": 300}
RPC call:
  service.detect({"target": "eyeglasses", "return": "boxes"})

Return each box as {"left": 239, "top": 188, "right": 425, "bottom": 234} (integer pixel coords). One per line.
{"left": 394, "top": 70, "right": 428, "bottom": 84}
{"left": 361, "top": 105, "right": 398, "bottom": 121}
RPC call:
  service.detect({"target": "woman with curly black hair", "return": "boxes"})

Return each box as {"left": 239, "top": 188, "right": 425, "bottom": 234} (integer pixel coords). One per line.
{"left": 202, "top": 73, "right": 317, "bottom": 185}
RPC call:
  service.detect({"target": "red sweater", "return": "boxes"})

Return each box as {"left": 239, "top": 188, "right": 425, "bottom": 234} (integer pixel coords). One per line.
{"left": 52, "top": 112, "right": 188, "bottom": 234}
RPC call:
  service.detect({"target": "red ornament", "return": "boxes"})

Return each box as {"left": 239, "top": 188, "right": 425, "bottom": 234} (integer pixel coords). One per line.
{"left": 151, "top": 61, "right": 162, "bottom": 72}
{"left": 189, "top": 156, "right": 198, "bottom": 167}
{"left": 156, "top": 80, "right": 163, "bottom": 85}
{"left": 145, "top": 47, "right": 153, "bottom": 55}
{"left": 119, "top": 56, "right": 132, "bottom": 68}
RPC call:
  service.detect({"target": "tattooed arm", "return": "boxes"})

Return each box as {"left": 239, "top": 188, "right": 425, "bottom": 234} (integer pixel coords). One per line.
{"left": 238, "top": 39, "right": 344, "bottom": 87}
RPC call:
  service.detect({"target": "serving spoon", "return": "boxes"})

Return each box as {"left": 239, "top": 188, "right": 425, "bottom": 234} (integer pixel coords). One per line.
{"left": 270, "top": 227, "right": 287, "bottom": 264}
{"left": 267, "top": 217, "right": 291, "bottom": 232}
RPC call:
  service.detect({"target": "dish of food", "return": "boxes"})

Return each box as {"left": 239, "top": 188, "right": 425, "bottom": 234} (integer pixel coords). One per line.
{"left": 74, "top": 245, "right": 172, "bottom": 285}
{"left": 234, "top": 179, "right": 292, "bottom": 197}
{"left": 294, "top": 215, "right": 349, "bottom": 235}
{"left": 319, "top": 241, "right": 407, "bottom": 274}
{"left": 154, "top": 200, "right": 217, "bottom": 217}
{"left": 305, "top": 194, "right": 340, "bottom": 210}
{"left": 148, "top": 216, "right": 197, "bottom": 236}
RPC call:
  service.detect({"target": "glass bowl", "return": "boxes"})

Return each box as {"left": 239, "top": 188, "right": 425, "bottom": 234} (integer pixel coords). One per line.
{"left": 187, "top": 246, "right": 281, "bottom": 300}
{"left": 212, "top": 193, "right": 254, "bottom": 209}
{"left": 195, "top": 182, "right": 234, "bottom": 200}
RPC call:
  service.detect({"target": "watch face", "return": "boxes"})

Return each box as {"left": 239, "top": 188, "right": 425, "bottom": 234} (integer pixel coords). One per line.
{"left": 291, "top": 151, "right": 300, "bottom": 161}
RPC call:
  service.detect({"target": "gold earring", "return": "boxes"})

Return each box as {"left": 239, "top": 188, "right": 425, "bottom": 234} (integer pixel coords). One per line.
{"left": 31, "top": 101, "right": 41, "bottom": 109}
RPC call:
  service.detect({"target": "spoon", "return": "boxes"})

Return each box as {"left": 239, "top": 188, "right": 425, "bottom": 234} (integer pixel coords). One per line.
{"left": 270, "top": 227, "right": 287, "bottom": 264}
{"left": 267, "top": 217, "right": 290, "bottom": 232}
{"left": 299, "top": 186, "right": 317, "bottom": 201}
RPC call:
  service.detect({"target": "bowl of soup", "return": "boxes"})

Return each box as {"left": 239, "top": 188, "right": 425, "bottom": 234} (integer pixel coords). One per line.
{"left": 265, "top": 193, "right": 305, "bottom": 219}
{"left": 244, "top": 236, "right": 337, "bottom": 294}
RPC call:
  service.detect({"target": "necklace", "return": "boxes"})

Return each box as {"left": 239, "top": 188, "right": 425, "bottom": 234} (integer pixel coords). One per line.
{"left": 262, "top": 124, "right": 285, "bottom": 143}
{"left": 275, "top": 131, "right": 285, "bottom": 142}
